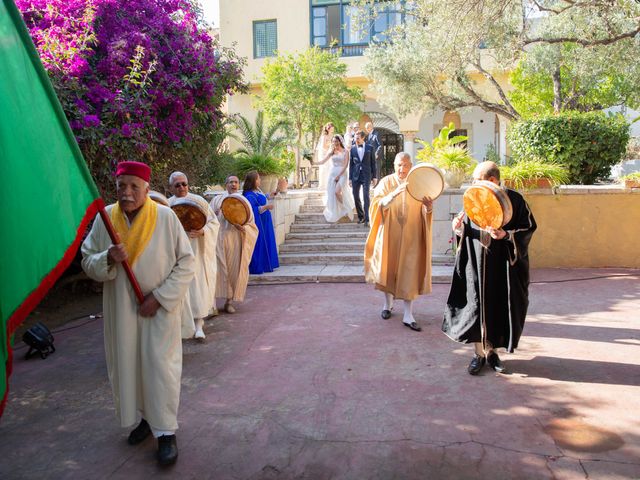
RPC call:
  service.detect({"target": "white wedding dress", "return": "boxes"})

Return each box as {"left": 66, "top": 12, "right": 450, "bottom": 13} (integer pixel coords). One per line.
{"left": 323, "top": 151, "right": 355, "bottom": 223}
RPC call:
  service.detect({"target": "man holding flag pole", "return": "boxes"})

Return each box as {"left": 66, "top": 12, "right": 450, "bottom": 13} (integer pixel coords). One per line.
{"left": 1, "top": 0, "right": 195, "bottom": 467}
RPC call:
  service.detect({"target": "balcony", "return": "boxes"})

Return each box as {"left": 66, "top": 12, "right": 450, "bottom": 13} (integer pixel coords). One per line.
{"left": 319, "top": 44, "right": 367, "bottom": 57}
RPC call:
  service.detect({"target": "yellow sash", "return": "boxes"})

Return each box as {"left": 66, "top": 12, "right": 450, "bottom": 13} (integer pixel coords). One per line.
{"left": 110, "top": 197, "right": 157, "bottom": 266}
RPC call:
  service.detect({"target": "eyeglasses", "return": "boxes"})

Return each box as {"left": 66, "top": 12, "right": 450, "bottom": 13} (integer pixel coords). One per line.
{"left": 173, "top": 182, "right": 188, "bottom": 188}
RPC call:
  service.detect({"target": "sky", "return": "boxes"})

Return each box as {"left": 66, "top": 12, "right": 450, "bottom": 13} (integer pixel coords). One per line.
{"left": 201, "top": 0, "right": 220, "bottom": 27}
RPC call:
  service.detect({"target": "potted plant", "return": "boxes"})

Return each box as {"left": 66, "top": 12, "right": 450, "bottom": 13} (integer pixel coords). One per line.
{"left": 621, "top": 172, "right": 640, "bottom": 189}
{"left": 416, "top": 122, "right": 474, "bottom": 188}
{"left": 501, "top": 158, "right": 569, "bottom": 190}
{"left": 234, "top": 153, "right": 286, "bottom": 193}
{"left": 432, "top": 145, "right": 476, "bottom": 188}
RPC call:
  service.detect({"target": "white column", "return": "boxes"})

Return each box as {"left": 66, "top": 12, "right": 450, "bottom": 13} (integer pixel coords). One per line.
{"left": 402, "top": 131, "right": 417, "bottom": 163}
{"left": 499, "top": 117, "right": 508, "bottom": 164}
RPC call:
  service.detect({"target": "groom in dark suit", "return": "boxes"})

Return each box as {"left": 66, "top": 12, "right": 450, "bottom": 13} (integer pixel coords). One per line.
{"left": 350, "top": 130, "right": 378, "bottom": 226}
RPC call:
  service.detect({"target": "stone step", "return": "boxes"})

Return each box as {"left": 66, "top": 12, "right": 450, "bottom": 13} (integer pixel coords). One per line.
{"left": 279, "top": 241, "right": 364, "bottom": 253}
{"left": 279, "top": 252, "right": 363, "bottom": 265}
{"left": 299, "top": 205, "right": 325, "bottom": 213}
{"left": 295, "top": 213, "right": 333, "bottom": 223}
{"left": 278, "top": 252, "right": 455, "bottom": 266}
{"left": 303, "top": 199, "right": 325, "bottom": 206}
{"left": 289, "top": 223, "right": 368, "bottom": 232}
{"left": 285, "top": 231, "right": 369, "bottom": 242}
{"left": 249, "top": 265, "right": 454, "bottom": 285}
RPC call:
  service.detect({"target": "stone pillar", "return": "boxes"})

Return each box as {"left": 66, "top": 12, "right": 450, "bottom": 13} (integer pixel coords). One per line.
{"left": 402, "top": 131, "right": 417, "bottom": 162}
{"left": 499, "top": 116, "right": 508, "bottom": 164}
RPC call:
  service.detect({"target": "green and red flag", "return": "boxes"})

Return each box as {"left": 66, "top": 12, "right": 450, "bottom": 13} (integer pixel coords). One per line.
{"left": 0, "top": 0, "right": 104, "bottom": 415}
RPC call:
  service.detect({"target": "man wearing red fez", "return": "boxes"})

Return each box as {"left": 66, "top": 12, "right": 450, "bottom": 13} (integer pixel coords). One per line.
{"left": 81, "top": 161, "right": 195, "bottom": 466}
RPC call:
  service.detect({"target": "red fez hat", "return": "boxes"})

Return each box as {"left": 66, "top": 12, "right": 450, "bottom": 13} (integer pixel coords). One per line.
{"left": 115, "top": 161, "right": 151, "bottom": 182}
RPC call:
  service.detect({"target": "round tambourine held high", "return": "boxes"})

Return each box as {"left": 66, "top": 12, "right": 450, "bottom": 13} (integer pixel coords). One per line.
{"left": 405, "top": 163, "right": 445, "bottom": 202}
{"left": 463, "top": 180, "right": 513, "bottom": 229}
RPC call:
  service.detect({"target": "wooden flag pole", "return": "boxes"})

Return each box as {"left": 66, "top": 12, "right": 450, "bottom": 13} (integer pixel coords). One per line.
{"left": 97, "top": 206, "right": 145, "bottom": 304}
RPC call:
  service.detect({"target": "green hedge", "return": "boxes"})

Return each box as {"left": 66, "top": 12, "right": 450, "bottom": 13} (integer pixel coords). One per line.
{"left": 507, "top": 112, "right": 629, "bottom": 184}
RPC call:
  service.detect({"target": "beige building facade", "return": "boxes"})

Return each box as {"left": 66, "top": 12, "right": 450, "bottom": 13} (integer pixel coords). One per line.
{"left": 219, "top": 0, "right": 510, "bottom": 179}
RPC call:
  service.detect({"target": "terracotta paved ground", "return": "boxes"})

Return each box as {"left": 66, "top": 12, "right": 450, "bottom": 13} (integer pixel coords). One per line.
{"left": 1, "top": 268, "right": 639, "bottom": 480}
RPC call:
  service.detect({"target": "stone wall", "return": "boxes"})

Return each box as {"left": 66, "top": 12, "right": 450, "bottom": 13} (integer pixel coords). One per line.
{"left": 270, "top": 190, "right": 314, "bottom": 247}
{"left": 431, "top": 185, "right": 640, "bottom": 268}
{"left": 266, "top": 186, "right": 640, "bottom": 269}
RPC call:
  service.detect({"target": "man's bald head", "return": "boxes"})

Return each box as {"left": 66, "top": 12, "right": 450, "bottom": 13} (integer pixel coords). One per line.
{"left": 473, "top": 161, "right": 501, "bottom": 184}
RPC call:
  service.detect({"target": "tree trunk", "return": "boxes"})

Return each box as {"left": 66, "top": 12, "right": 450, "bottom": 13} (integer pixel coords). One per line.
{"left": 552, "top": 66, "right": 562, "bottom": 113}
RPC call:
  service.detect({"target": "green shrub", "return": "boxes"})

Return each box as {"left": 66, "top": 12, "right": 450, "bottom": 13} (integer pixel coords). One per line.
{"left": 507, "top": 112, "right": 630, "bottom": 184}
{"left": 621, "top": 172, "right": 640, "bottom": 181}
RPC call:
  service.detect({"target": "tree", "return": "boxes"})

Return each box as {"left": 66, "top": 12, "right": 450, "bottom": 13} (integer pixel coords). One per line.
{"left": 258, "top": 47, "right": 363, "bottom": 185}
{"left": 229, "top": 111, "right": 291, "bottom": 157}
{"left": 356, "top": 0, "right": 640, "bottom": 120}
{"left": 18, "top": 0, "right": 247, "bottom": 197}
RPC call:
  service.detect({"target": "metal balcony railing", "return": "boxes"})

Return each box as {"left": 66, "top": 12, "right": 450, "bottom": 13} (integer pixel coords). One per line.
{"left": 320, "top": 44, "right": 367, "bottom": 57}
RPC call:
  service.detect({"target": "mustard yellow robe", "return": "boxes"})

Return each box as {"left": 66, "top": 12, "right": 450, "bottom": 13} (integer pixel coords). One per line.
{"left": 364, "top": 174, "right": 433, "bottom": 300}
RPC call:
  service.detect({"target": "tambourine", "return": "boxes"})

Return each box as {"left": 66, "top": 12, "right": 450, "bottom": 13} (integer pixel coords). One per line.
{"left": 221, "top": 194, "right": 251, "bottom": 226}
{"left": 148, "top": 190, "right": 169, "bottom": 206}
{"left": 463, "top": 180, "right": 513, "bottom": 229}
{"left": 406, "top": 163, "right": 445, "bottom": 201}
{"left": 171, "top": 197, "right": 207, "bottom": 231}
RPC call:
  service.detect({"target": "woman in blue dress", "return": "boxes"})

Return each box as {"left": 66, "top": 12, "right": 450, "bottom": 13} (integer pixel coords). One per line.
{"left": 243, "top": 171, "right": 279, "bottom": 274}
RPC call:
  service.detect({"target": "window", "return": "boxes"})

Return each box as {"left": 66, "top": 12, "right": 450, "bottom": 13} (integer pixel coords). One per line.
{"left": 310, "top": 1, "right": 413, "bottom": 55}
{"left": 253, "top": 20, "right": 277, "bottom": 58}
{"left": 372, "top": 2, "right": 402, "bottom": 42}
{"left": 342, "top": 5, "right": 370, "bottom": 45}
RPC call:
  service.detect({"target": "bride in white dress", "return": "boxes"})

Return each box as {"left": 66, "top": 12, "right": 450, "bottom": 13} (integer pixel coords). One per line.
{"left": 313, "top": 134, "right": 355, "bottom": 223}
{"left": 315, "top": 122, "right": 334, "bottom": 190}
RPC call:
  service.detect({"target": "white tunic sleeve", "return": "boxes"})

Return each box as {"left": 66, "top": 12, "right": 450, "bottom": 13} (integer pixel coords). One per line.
{"left": 81, "top": 214, "right": 118, "bottom": 283}
{"left": 152, "top": 214, "right": 196, "bottom": 312}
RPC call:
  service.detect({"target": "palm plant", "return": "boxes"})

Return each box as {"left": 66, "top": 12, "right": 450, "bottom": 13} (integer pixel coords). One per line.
{"left": 229, "top": 111, "right": 291, "bottom": 158}
{"left": 416, "top": 122, "right": 468, "bottom": 162}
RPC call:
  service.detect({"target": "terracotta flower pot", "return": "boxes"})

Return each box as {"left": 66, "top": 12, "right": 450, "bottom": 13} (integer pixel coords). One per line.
{"left": 504, "top": 177, "right": 553, "bottom": 189}
{"left": 624, "top": 179, "right": 640, "bottom": 189}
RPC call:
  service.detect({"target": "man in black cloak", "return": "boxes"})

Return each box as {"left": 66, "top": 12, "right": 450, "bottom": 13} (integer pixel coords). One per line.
{"left": 442, "top": 161, "right": 537, "bottom": 375}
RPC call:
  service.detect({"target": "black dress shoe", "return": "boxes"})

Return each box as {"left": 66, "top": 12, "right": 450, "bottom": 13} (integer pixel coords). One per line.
{"left": 381, "top": 309, "right": 392, "bottom": 319}
{"left": 487, "top": 352, "right": 507, "bottom": 373}
{"left": 157, "top": 434, "right": 178, "bottom": 466}
{"left": 403, "top": 321, "right": 422, "bottom": 332}
{"left": 467, "top": 354, "right": 486, "bottom": 375}
{"left": 127, "top": 419, "right": 151, "bottom": 445}
{"left": 357, "top": 218, "right": 365, "bottom": 224}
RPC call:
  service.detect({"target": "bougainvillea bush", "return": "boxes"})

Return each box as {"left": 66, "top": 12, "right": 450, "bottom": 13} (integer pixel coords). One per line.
{"left": 18, "top": 0, "right": 246, "bottom": 197}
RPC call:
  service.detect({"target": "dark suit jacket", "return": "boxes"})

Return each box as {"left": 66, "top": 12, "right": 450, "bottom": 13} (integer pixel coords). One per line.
{"left": 349, "top": 143, "right": 376, "bottom": 183}
{"left": 366, "top": 130, "right": 382, "bottom": 160}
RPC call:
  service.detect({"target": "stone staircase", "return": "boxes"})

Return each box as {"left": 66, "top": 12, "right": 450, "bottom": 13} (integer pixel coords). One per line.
{"left": 249, "top": 192, "right": 454, "bottom": 284}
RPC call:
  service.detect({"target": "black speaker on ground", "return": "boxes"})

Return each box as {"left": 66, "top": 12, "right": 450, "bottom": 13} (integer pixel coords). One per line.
{"left": 22, "top": 322, "right": 55, "bottom": 360}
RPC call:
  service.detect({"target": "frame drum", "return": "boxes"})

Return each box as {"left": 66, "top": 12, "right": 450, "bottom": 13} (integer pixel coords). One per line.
{"left": 406, "top": 163, "right": 445, "bottom": 202}
{"left": 463, "top": 180, "right": 513, "bottom": 229}
{"left": 171, "top": 198, "right": 207, "bottom": 231}
{"left": 149, "top": 190, "right": 169, "bottom": 207}
{"left": 221, "top": 194, "right": 251, "bottom": 226}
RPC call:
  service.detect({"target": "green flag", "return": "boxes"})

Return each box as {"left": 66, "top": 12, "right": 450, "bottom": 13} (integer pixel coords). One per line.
{"left": 0, "top": 0, "right": 103, "bottom": 415}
